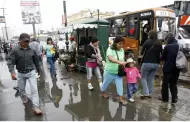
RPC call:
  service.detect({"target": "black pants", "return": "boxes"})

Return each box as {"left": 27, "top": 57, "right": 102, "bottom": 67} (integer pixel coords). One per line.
{"left": 161, "top": 71, "right": 180, "bottom": 101}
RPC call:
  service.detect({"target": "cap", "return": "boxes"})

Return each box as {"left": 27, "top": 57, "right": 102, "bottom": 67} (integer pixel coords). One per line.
{"left": 91, "top": 37, "right": 99, "bottom": 43}
{"left": 19, "top": 33, "right": 30, "bottom": 41}
{"left": 126, "top": 58, "right": 135, "bottom": 64}
{"left": 114, "top": 36, "right": 124, "bottom": 43}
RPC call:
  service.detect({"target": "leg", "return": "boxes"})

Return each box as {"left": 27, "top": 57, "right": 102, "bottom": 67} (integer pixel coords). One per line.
{"left": 94, "top": 66, "right": 103, "bottom": 88}
{"left": 170, "top": 72, "right": 179, "bottom": 103}
{"left": 86, "top": 66, "right": 93, "bottom": 90}
{"left": 47, "top": 57, "right": 56, "bottom": 75}
{"left": 147, "top": 64, "right": 159, "bottom": 95}
{"left": 101, "top": 71, "right": 114, "bottom": 98}
{"left": 127, "top": 83, "right": 133, "bottom": 99}
{"left": 17, "top": 73, "right": 27, "bottom": 103}
{"left": 27, "top": 70, "right": 40, "bottom": 108}
{"left": 161, "top": 73, "right": 171, "bottom": 102}
{"left": 140, "top": 63, "right": 150, "bottom": 95}
{"left": 133, "top": 83, "right": 138, "bottom": 94}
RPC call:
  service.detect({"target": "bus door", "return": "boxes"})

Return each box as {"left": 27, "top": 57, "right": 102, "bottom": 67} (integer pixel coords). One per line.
{"left": 139, "top": 11, "right": 154, "bottom": 46}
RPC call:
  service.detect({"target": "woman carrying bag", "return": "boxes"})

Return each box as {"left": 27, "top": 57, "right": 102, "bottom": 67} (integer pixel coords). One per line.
{"left": 101, "top": 36, "right": 127, "bottom": 105}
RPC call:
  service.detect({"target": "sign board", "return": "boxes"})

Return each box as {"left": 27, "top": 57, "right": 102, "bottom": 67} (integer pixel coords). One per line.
{"left": 140, "top": 12, "right": 152, "bottom": 17}
{"left": 0, "top": 16, "right": 5, "bottom": 23}
{"left": 20, "top": 0, "right": 41, "bottom": 24}
{"left": 156, "top": 10, "right": 176, "bottom": 18}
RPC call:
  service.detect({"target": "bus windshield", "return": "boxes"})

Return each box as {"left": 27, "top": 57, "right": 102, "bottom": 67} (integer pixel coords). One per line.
{"left": 156, "top": 17, "right": 176, "bottom": 39}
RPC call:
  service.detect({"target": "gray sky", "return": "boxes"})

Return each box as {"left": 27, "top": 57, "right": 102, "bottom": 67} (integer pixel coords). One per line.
{"left": 0, "top": 0, "right": 174, "bottom": 36}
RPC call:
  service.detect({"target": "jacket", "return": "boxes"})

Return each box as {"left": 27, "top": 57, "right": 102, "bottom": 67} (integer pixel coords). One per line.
{"left": 162, "top": 39, "right": 180, "bottom": 73}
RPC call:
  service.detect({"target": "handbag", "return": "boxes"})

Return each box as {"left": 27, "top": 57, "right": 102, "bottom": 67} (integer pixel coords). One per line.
{"left": 115, "top": 50, "right": 126, "bottom": 77}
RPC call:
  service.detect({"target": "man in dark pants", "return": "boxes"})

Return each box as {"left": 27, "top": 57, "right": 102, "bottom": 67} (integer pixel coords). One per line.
{"left": 160, "top": 33, "right": 180, "bottom": 103}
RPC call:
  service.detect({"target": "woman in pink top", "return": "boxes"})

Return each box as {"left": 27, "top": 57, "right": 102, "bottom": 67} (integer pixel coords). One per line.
{"left": 86, "top": 37, "right": 103, "bottom": 90}
{"left": 125, "top": 58, "right": 141, "bottom": 102}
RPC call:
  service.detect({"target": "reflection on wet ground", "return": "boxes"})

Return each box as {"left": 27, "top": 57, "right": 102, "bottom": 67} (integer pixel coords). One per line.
{"left": 0, "top": 53, "right": 190, "bottom": 121}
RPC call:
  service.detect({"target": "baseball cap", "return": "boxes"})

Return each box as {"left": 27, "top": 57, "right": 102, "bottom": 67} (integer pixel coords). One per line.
{"left": 19, "top": 33, "right": 30, "bottom": 41}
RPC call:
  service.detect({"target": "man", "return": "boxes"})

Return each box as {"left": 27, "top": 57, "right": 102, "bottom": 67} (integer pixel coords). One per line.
{"left": 68, "top": 36, "right": 76, "bottom": 67}
{"left": 160, "top": 33, "right": 180, "bottom": 104}
{"left": 57, "top": 38, "right": 66, "bottom": 64}
{"left": 7, "top": 33, "right": 43, "bottom": 114}
{"left": 29, "top": 38, "right": 43, "bottom": 66}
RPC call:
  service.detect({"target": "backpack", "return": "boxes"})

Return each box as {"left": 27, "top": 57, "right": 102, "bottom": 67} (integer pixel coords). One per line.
{"left": 176, "top": 44, "right": 188, "bottom": 73}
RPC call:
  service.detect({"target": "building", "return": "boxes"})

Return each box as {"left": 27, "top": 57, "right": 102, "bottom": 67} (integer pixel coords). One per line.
{"left": 63, "top": 9, "right": 115, "bottom": 26}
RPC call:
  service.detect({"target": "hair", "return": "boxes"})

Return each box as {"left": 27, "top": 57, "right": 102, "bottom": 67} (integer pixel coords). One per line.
{"left": 111, "top": 36, "right": 124, "bottom": 50}
{"left": 47, "top": 37, "right": 52, "bottom": 44}
{"left": 148, "top": 30, "right": 161, "bottom": 45}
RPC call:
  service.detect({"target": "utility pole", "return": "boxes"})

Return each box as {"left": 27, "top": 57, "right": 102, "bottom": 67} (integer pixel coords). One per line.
{"left": 0, "top": 8, "right": 8, "bottom": 42}
{"left": 63, "top": 1, "right": 69, "bottom": 51}
{"left": 32, "top": 23, "right": 36, "bottom": 38}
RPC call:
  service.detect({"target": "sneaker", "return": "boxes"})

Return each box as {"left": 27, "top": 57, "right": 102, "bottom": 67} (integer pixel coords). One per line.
{"left": 33, "top": 107, "right": 43, "bottom": 115}
{"left": 88, "top": 83, "right": 94, "bottom": 90}
{"left": 129, "top": 98, "right": 135, "bottom": 103}
{"left": 99, "top": 82, "right": 102, "bottom": 89}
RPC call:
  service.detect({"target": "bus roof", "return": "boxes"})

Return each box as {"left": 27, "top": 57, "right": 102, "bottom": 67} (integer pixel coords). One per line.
{"left": 104, "top": 7, "right": 175, "bottom": 20}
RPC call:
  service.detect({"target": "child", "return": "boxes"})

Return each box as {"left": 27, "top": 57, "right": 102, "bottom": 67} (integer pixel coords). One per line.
{"left": 125, "top": 58, "right": 141, "bottom": 102}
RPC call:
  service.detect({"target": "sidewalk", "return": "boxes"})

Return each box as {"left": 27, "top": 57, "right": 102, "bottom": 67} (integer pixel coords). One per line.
{"left": 0, "top": 55, "right": 190, "bottom": 121}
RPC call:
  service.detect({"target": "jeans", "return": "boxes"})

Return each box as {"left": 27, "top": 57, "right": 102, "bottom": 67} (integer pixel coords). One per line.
{"left": 127, "top": 83, "right": 138, "bottom": 99}
{"left": 141, "top": 63, "right": 159, "bottom": 95}
{"left": 47, "top": 57, "right": 56, "bottom": 75}
{"left": 161, "top": 72, "right": 179, "bottom": 101}
{"left": 86, "top": 66, "right": 102, "bottom": 80}
{"left": 101, "top": 71, "right": 123, "bottom": 96}
{"left": 17, "top": 70, "right": 40, "bottom": 107}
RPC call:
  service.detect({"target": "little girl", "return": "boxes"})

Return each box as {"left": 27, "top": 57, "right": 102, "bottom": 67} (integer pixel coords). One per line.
{"left": 125, "top": 58, "right": 141, "bottom": 102}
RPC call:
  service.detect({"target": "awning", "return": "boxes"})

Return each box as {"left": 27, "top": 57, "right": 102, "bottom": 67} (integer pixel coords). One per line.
{"left": 57, "top": 26, "right": 73, "bottom": 34}
{"left": 73, "top": 24, "right": 97, "bottom": 29}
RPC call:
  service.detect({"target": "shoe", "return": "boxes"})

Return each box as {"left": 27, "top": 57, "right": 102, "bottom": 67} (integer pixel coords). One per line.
{"left": 172, "top": 98, "right": 178, "bottom": 104}
{"left": 129, "top": 98, "right": 135, "bottom": 103}
{"left": 15, "top": 90, "right": 20, "bottom": 97}
{"left": 33, "top": 107, "right": 43, "bottom": 115}
{"left": 101, "top": 92, "right": 109, "bottom": 99}
{"left": 119, "top": 99, "right": 127, "bottom": 105}
{"left": 88, "top": 83, "right": 94, "bottom": 90}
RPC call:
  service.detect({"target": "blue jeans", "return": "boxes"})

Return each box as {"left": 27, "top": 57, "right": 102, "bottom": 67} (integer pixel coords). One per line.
{"left": 86, "top": 66, "right": 102, "bottom": 80}
{"left": 17, "top": 70, "right": 40, "bottom": 107}
{"left": 101, "top": 71, "right": 123, "bottom": 96}
{"left": 47, "top": 57, "right": 55, "bottom": 75}
{"left": 127, "top": 83, "right": 138, "bottom": 99}
{"left": 141, "top": 63, "right": 159, "bottom": 95}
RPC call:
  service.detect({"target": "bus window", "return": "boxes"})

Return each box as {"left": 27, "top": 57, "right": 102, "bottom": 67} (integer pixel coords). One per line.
{"left": 128, "top": 16, "right": 138, "bottom": 38}
{"left": 108, "top": 18, "right": 124, "bottom": 36}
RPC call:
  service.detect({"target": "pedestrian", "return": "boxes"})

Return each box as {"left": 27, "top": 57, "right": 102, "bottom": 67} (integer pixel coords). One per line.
{"left": 7, "top": 33, "right": 43, "bottom": 114}
{"left": 101, "top": 36, "right": 127, "bottom": 105}
{"left": 160, "top": 33, "right": 180, "bottom": 103}
{"left": 86, "top": 37, "right": 103, "bottom": 90}
{"left": 44, "top": 37, "right": 56, "bottom": 77}
{"left": 125, "top": 58, "right": 141, "bottom": 102}
{"left": 140, "top": 31, "right": 162, "bottom": 99}
{"left": 68, "top": 36, "right": 76, "bottom": 64}
{"left": 29, "top": 38, "right": 42, "bottom": 77}
{"left": 57, "top": 38, "right": 65, "bottom": 64}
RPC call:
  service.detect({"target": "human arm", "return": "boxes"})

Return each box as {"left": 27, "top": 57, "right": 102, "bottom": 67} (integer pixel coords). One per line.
{"left": 107, "top": 48, "right": 126, "bottom": 66}
{"left": 7, "top": 49, "right": 16, "bottom": 75}
{"left": 33, "top": 51, "right": 41, "bottom": 74}
{"left": 161, "top": 46, "right": 167, "bottom": 61}
{"left": 136, "top": 68, "right": 141, "bottom": 79}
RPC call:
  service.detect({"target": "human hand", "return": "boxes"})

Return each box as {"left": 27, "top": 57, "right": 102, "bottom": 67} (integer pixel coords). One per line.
{"left": 11, "top": 73, "right": 17, "bottom": 80}
{"left": 118, "top": 61, "right": 127, "bottom": 66}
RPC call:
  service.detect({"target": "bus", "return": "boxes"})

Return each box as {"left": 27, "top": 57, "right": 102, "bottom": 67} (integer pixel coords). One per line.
{"left": 104, "top": 8, "right": 176, "bottom": 62}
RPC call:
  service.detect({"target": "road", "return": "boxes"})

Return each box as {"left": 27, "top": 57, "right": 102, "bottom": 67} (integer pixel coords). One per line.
{"left": 0, "top": 53, "right": 190, "bottom": 121}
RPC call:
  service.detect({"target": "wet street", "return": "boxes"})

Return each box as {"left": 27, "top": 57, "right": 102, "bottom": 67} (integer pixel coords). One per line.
{"left": 0, "top": 53, "right": 190, "bottom": 121}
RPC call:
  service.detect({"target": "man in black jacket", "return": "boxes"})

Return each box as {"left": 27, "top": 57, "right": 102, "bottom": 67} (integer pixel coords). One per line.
{"left": 160, "top": 33, "right": 180, "bottom": 103}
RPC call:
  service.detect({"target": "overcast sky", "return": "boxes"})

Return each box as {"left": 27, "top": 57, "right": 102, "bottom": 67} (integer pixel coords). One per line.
{"left": 0, "top": 0, "right": 174, "bottom": 37}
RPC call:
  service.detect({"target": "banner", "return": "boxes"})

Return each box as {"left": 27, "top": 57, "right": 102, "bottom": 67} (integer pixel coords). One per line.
{"left": 0, "top": 16, "right": 5, "bottom": 23}
{"left": 20, "top": 0, "right": 41, "bottom": 24}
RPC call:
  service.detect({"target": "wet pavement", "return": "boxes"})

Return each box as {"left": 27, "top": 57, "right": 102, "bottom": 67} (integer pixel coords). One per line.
{"left": 0, "top": 53, "right": 190, "bottom": 121}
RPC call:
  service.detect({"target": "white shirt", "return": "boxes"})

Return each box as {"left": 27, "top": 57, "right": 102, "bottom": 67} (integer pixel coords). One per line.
{"left": 57, "top": 41, "right": 65, "bottom": 50}
{"left": 68, "top": 41, "right": 76, "bottom": 52}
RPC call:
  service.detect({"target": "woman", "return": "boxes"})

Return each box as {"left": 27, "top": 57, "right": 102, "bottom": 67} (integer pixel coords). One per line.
{"left": 140, "top": 31, "right": 162, "bottom": 99}
{"left": 101, "top": 36, "right": 127, "bottom": 105}
{"left": 86, "top": 37, "right": 103, "bottom": 90}
{"left": 44, "top": 37, "right": 56, "bottom": 76}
